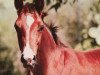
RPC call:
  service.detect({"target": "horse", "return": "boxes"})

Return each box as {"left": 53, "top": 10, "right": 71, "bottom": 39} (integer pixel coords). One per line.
{"left": 14, "top": 0, "right": 100, "bottom": 75}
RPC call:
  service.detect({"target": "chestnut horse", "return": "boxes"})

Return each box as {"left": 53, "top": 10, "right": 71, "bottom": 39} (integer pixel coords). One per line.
{"left": 14, "top": 0, "right": 100, "bottom": 75}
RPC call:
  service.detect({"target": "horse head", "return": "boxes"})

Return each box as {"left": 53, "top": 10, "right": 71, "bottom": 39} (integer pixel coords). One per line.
{"left": 14, "top": 1, "right": 100, "bottom": 75}
{"left": 14, "top": 0, "right": 45, "bottom": 68}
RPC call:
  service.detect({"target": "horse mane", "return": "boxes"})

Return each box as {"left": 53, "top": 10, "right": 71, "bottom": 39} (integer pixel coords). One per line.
{"left": 48, "top": 24, "right": 69, "bottom": 47}
{"left": 48, "top": 24, "right": 58, "bottom": 44}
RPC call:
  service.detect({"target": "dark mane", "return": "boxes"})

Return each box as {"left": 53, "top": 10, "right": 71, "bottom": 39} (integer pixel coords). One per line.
{"left": 48, "top": 24, "right": 67, "bottom": 47}
{"left": 22, "top": 3, "right": 35, "bottom": 13}
{"left": 21, "top": 1, "right": 44, "bottom": 14}
{"left": 48, "top": 24, "right": 58, "bottom": 44}
{"left": 17, "top": 3, "right": 34, "bottom": 14}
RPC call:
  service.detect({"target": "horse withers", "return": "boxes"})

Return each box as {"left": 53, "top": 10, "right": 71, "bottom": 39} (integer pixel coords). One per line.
{"left": 14, "top": 0, "right": 100, "bottom": 75}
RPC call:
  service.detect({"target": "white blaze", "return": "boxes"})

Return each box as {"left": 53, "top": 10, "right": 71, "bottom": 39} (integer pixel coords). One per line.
{"left": 23, "top": 43, "right": 35, "bottom": 60}
{"left": 23, "top": 15, "right": 35, "bottom": 60}
{"left": 26, "top": 15, "right": 34, "bottom": 27}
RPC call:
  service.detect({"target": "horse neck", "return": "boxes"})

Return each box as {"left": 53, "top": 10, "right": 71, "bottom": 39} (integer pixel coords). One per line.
{"left": 39, "top": 26, "right": 57, "bottom": 52}
{"left": 38, "top": 26, "right": 77, "bottom": 57}
{"left": 35, "top": 26, "right": 57, "bottom": 73}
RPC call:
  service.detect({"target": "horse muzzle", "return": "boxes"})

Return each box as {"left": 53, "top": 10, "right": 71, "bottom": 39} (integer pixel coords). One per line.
{"left": 21, "top": 54, "right": 37, "bottom": 68}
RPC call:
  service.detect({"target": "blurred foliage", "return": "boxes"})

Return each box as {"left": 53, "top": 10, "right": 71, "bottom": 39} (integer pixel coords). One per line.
{"left": 0, "top": 57, "right": 14, "bottom": 75}
{"left": 44, "top": 0, "right": 100, "bottom": 50}
{"left": 0, "top": 34, "right": 23, "bottom": 75}
{"left": 75, "top": 0, "right": 100, "bottom": 50}
{"left": 0, "top": 0, "right": 26, "bottom": 75}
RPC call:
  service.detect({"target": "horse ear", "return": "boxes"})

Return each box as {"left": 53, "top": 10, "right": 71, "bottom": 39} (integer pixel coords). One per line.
{"left": 33, "top": 0, "right": 44, "bottom": 13}
{"left": 14, "top": 0, "right": 23, "bottom": 10}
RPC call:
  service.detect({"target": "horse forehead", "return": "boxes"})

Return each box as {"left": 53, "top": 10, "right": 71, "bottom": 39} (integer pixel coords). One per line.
{"left": 26, "top": 15, "right": 34, "bottom": 27}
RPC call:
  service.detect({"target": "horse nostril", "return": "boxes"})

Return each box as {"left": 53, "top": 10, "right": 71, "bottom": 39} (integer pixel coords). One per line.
{"left": 33, "top": 55, "right": 36, "bottom": 60}
{"left": 21, "top": 54, "right": 26, "bottom": 63}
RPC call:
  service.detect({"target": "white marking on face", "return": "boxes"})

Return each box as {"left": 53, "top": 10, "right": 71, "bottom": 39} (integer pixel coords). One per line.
{"left": 23, "top": 15, "right": 35, "bottom": 60}
{"left": 26, "top": 15, "right": 34, "bottom": 27}
{"left": 23, "top": 43, "right": 35, "bottom": 60}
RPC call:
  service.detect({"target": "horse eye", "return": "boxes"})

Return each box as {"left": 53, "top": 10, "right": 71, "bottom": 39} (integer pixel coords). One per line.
{"left": 38, "top": 25, "right": 44, "bottom": 31}
{"left": 14, "top": 23, "right": 22, "bottom": 33}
